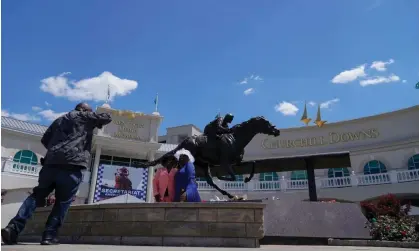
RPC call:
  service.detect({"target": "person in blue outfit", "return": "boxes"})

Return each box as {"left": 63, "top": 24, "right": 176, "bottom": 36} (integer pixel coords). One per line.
{"left": 173, "top": 149, "right": 201, "bottom": 202}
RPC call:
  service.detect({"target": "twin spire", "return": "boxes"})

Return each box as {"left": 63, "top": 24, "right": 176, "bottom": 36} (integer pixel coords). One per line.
{"left": 300, "top": 102, "right": 327, "bottom": 127}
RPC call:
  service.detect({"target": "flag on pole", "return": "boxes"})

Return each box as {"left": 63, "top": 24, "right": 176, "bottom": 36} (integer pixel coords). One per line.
{"left": 154, "top": 93, "right": 159, "bottom": 112}
{"left": 106, "top": 84, "right": 111, "bottom": 103}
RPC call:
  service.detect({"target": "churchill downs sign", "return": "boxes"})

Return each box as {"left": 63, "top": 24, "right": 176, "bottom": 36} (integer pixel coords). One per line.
{"left": 262, "top": 128, "right": 380, "bottom": 149}
{"left": 112, "top": 120, "right": 145, "bottom": 141}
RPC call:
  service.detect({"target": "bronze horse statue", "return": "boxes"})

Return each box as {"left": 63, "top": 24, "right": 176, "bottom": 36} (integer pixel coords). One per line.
{"left": 142, "top": 116, "right": 280, "bottom": 199}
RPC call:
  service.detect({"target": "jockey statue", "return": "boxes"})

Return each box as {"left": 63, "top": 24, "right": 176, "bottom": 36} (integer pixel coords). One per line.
{"left": 203, "top": 113, "right": 234, "bottom": 149}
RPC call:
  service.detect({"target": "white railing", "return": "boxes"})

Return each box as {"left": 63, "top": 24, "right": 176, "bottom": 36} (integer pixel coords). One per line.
{"left": 3, "top": 159, "right": 418, "bottom": 192}
{"left": 253, "top": 181, "right": 281, "bottom": 191}
{"left": 197, "top": 181, "right": 215, "bottom": 191}
{"left": 2, "top": 160, "right": 91, "bottom": 182}
{"left": 222, "top": 181, "right": 247, "bottom": 191}
{"left": 397, "top": 169, "right": 419, "bottom": 183}
{"left": 197, "top": 169, "right": 419, "bottom": 192}
{"left": 287, "top": 179, "right": 308, "bottom": 190}
{"left": 2, "top": 160, "right": 41, "bottom": 176}
{"left": 357, "top": 172, "right": 391, "bottom": 186}
{"left": 319, "top": 176, "right": 352, "bottom": 188}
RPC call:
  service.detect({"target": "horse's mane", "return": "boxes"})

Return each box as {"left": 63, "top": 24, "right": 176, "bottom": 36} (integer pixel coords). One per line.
{"left": 231, "top": 116, "right": 266, "bottom": 130}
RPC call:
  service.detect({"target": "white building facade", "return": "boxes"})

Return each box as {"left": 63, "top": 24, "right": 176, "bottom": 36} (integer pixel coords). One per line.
{"left": 2, "top": 105, "right": 419, "bottom": 226}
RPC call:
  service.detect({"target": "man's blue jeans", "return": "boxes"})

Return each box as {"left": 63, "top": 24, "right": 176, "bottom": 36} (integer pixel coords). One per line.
{"left": 7, "top": 165, "right": 83, "bottom": 239}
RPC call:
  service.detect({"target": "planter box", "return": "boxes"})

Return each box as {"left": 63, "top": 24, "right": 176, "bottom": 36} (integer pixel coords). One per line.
{"left": 328, "top": 238, "right": 419, "bottom": 249}
{"left": 19, "top": 201, "right": 265, "bottom": 248}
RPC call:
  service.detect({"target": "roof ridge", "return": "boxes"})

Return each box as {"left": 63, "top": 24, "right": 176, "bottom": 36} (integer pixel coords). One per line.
{"left": 1, "top": 116, "right": 48, "bottom": 135}
{"left": 1, "top": 116, "right": 48, "bottom": 128}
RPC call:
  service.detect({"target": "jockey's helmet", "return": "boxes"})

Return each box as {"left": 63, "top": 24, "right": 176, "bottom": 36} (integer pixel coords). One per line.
{"left": 223, "top": 113, "right": 234, "bottom": 124}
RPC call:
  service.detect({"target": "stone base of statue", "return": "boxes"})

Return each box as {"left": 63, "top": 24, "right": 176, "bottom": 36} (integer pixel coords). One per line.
{"left": 20, "top": 201, "right": 265, "bottom": 248}
{"left": 261, "top": 200, "right": 371, "bottom": 244}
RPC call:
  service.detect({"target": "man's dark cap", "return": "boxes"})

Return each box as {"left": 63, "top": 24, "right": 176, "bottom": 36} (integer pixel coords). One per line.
{"left": 75, "top": 103, "right": 92, "bottom": 112}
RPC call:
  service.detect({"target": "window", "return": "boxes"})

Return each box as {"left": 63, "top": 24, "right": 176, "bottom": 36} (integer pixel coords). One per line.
{"left": 363, "top": 160, "right": 387, "bottom": 175}
{"left": 90, "top": 155, "right": 147, "bottom": 171}
{"left": 327, "top": 168, "right": 350, "bottom": 178}
{"left": 131, "top": 158, "right": 146, "bottom": 168}
{"left": 220, "top": 175, "right": 243, "bottom": 181}
{"left": 259, "top": 172, "right": 280, "bottom": 190}
{"left": 259, "top": 172, "right": 279, "bottom": 181}
{"left": 112, "top": 156, "right": 130, "bottom": 167}
{"left": 408, "top": 154, "right": 419, "bottom": 170}
{"left": 290, "top": 170, "right": 307, "bottom": 180}
{"left": 13, "top": 150, "right": 38, "bottom": 165}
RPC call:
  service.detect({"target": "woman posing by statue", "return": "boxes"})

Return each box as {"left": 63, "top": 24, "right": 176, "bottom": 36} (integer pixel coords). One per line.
{"left": 153, "top": 155, "right": 178, "bottom": 202}
{"left": 173, "top": 149, "right": 201, "bottom": 202}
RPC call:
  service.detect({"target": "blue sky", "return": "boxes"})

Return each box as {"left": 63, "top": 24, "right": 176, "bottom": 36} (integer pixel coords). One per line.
{"left": 2, "top": 0, "right": 418, "bottom": 135}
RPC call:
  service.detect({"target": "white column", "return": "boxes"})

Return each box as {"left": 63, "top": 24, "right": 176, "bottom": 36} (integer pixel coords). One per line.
{"left": 280, "top": 176, "right": 287, "bottom": 191}
{"left": 350, "top": 171, "right": 359, "bottom": 187}
{"left": 87, "top": 145, "right": 102, "bottom": 204}
{"left": 389, "top": 170, "right": 399, "bottom": 184}
{"left": 315, "top": 177, "right": 321, "bottom": 189}
{"left": 146, "top": 151, "right": 155, "bottom": 203}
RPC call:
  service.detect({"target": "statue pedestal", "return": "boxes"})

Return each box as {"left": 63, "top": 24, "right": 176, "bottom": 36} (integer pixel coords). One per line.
{"left": 20, "top": 202, "right": 265, "bottom": 248}
{"left": 262, "top": 200, "right": 371, "bottom": 242}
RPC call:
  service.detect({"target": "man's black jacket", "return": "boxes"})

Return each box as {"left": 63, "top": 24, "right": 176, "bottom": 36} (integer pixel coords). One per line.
{"left": 41, "top": 110, "right": 112, "bottom": 169}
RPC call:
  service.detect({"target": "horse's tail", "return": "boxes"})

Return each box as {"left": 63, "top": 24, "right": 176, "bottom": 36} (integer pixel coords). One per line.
{"left": 139, "top": 143, "right": 185, "bottom": 168}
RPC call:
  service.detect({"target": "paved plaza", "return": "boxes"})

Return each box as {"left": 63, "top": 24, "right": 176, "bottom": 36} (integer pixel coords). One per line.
{"left": 1, "top": 244, "right": 415, "bottom": 251}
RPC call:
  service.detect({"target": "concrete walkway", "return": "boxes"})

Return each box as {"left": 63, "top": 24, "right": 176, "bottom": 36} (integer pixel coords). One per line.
{"left": 1, "top": 244, "right": 415, "bottom": 251}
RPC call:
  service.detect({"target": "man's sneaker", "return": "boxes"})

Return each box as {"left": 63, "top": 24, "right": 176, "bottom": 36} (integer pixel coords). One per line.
{"left": 1, "top": 227, "right": 18, "bottom": 245}
{"left": 40, "top": 238, "right": 60, "bottom": 245}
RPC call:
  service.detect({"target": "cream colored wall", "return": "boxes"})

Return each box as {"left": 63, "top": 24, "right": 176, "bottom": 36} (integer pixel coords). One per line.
{"left": 1, "top": 129, "right": 46, "bottom": 163}
{"left": 244, "top": 106, "right": 419, "bottom": 160}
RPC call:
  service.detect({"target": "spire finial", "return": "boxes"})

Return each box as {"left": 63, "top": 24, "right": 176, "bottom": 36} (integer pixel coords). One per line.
{"left": 300, "top": 101, "right": 311, "bottom": 126}
{"left": 314, "top": 104, "right": 327, "bottom": 127}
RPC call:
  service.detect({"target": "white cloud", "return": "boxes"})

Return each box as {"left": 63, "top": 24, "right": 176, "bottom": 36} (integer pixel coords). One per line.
{"left": 308, "top": 101, "right": 316, "bottom": 107}
{"left": 359, "top": 74, "right": 400, "bottom": 87}
{"left": 331, "top": 65, "right": 367, "bottom": 84}
{"left": 402, "top": 80, "right": 407, "bottom": 83}
{"left": 1, "top": 109, "right": 40, "bottom": 122}
{"left": 40, "top": 71, "right": 138, "bottom": 102}
{"left": 274, "top": 101, "right": 299, "bottom": 116}
{"left": 320, "top": 98, "right": 340, "bottom": 109}
{"left": 239, "top": 78, "right": 248, "bottom": 85}
{"left": 252, "top": 75, "right": 263, "bottom": 81}
{"left": 370, "top": 59, "right": 394, "bottom": 72}
{"left": 367, "top": 0, "right": 383, "bottom": 11}
{"left": 243, "top": 88, "right": 255, "bottom": 96}
{"left": 38, "top": 109, "right": 67, "bottom": 121}
{"left": 238, "top": 74, "right": 263, "bottom": 85}
{"left": 45, "top": 101, "right": 52, "bottom": 107}
{"left": 32, "top": 106, "right": 42, "bottom": 111}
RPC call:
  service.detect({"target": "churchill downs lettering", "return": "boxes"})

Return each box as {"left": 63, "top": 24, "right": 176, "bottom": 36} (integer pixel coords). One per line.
{"left": 112, "top": 120, "right": 144, "bottom": 141}
{"left": 262, "top": 128, "right": 380, "bottom": 149}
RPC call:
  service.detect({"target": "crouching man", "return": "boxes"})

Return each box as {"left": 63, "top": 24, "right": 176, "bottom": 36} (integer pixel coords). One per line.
{"left": 1, "top": 103, "right": 112, "bottom": 245}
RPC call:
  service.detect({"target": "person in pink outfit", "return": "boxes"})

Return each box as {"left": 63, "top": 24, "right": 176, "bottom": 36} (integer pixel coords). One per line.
{"left": 153, "top": 155, "right": 178, "bottom": 202}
